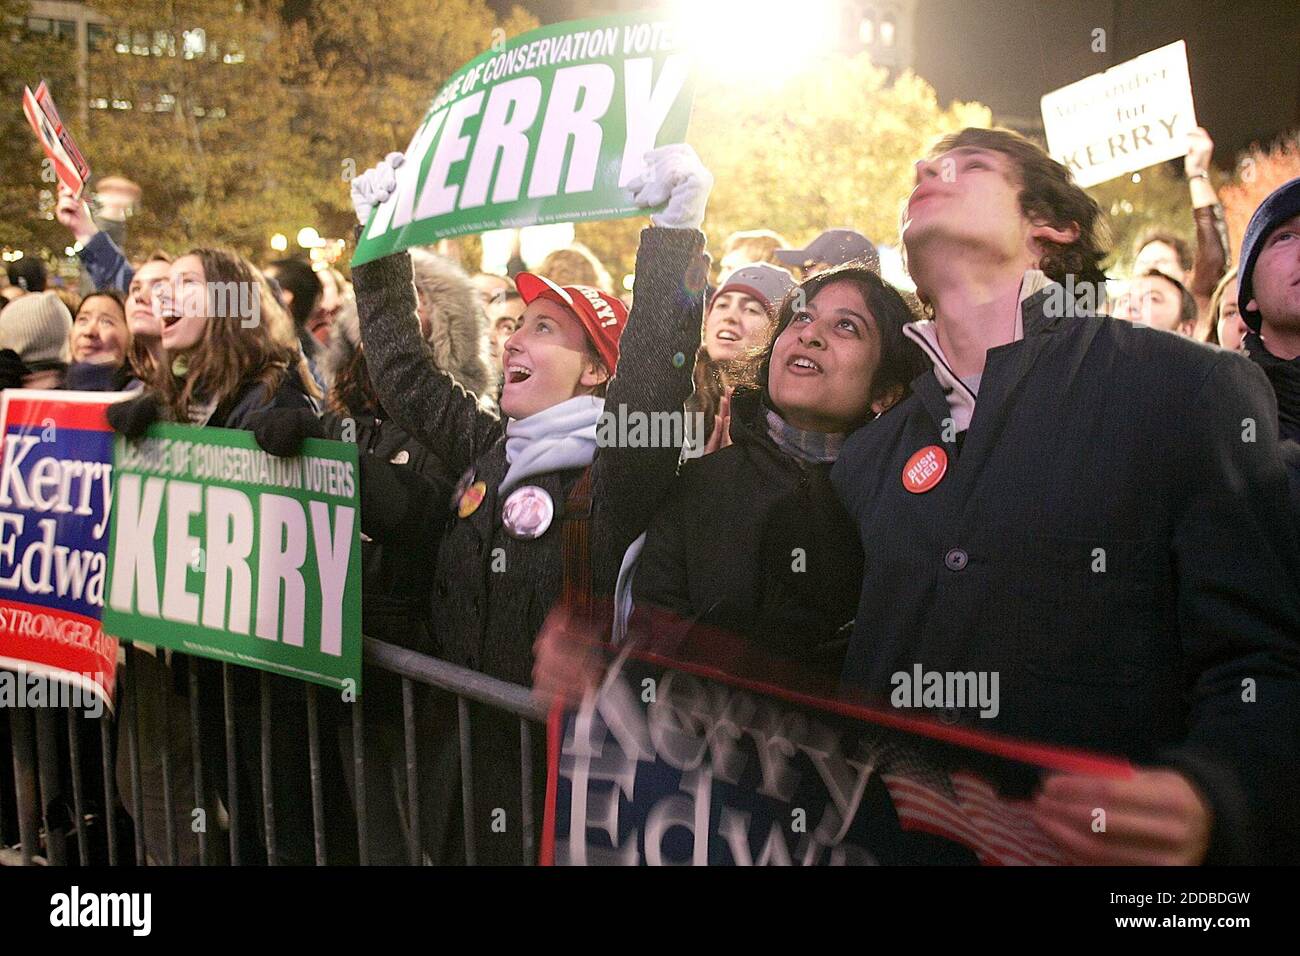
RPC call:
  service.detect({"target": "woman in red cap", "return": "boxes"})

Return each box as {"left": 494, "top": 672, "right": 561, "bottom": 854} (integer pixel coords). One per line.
{"left": 346, "top": 143, "right": 714, "bottom": 864}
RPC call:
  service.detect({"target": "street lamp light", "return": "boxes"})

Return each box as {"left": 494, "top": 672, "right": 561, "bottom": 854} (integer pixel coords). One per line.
{"left": 297, "top": 227, "right": 322, "bottom": 249}
{"left": 271, "top": 233, "right": 288, "bottom": 252}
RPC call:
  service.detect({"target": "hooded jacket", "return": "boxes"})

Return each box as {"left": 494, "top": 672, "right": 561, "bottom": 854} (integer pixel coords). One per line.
{"left": 408, "top": 248, "right": 495, "bottom": 401}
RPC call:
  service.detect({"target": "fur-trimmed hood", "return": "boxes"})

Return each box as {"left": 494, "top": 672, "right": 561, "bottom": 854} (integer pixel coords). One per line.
{"left": 325, "top": 295, "right": 362, "bottom": 389}
{"left": 409, "top": 248, "right": 495, "bottom": 398}
{"left": 328, "top": 249, "right": 495, "bottom": 402}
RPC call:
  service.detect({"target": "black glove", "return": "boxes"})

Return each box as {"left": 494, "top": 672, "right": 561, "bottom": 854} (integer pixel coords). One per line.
{"left": 250, "top": 406, "right": 327, "bottom": 457}
{"left": 357, "top": 454, "right": 450, "bottom": 548}
{"left": 106, "top": 392, "right": 162, "bottom": 439}
{"left": 0, "top": 349, "right": 29, "bottom": 391}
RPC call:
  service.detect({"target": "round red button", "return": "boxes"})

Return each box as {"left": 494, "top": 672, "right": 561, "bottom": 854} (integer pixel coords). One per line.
{"left": 902, "top": 445, "right": 948, "bottom": 494}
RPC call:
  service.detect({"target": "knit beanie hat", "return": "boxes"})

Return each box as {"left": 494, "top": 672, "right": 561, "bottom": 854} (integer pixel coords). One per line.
{"left": 1238, "top": 176, "right": 1300, "bottom": 332}
{"left": 0, "top": 291, "right": 72, "bottom": 366}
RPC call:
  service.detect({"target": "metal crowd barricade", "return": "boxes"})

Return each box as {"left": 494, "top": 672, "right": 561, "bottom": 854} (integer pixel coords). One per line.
{"left": 0, "top": 637, "right": 548, "bottom": 866}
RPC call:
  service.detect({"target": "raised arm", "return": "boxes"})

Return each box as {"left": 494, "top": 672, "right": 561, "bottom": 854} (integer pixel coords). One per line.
{"left": 57, "top": 186, "right": 135, "bottom": 293}
{"left": 589, "top": 146, "right": 713, "bottom": 593}
{"left": 1184, "top": 128, "right": 1229, "bottom": 336}
{"left": 352, "top": 248, "right": 502, "bottom": 479}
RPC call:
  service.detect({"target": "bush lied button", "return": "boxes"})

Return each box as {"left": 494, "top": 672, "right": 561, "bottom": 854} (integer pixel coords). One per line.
{"left": 944, "top": 547, "right": 968, "bottom": 571}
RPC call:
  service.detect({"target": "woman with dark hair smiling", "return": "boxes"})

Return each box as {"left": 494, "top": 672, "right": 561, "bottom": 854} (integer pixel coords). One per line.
{"left": 65, "top": 289, "right": 134, "bottom": 391}
{"left": 107, "top": 247, "right": 332, "bottom": 866}
{"left": 535, "top": 264, "right": 928, "bottom": 693}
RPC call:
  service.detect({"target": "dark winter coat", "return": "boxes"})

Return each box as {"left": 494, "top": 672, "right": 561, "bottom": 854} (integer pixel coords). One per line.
{"left": 318, "top": 292, "right": 470, "bottom": 861}
{"left": 321, "top": 410, "right": 451, "bottom": 654}
{"left": 831, "top": 288, "right": 1300, "bottom": 864}
{"left": 210, "top": 367, "right": 316, "bottom": 429}
{"left": 320, "top": 297, "right": 461, "bottom": 657}
{"left": 353, "top": 227, "right": 707, "bottom": 864}
{"left": 64, "top": 360, "right": 134, "bottom": 392}
{"left": 200, "top": 367, "right": 358, "bottom": 865}
{"left": 1244, "top": 332, "right": 1300, "bottom": 521}
{"left": 631, "top": 387, "right": 863, "bottom": 677}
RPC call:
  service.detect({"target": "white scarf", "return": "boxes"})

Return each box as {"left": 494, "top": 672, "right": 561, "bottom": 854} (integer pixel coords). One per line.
{"left": 501, "top": 395, "right": 604, "bottom": 495}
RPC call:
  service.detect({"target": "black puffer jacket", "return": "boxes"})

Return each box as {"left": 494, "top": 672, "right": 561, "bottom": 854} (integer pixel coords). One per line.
{"left": 631, "top": 387, "right": 864, "bottom": 676}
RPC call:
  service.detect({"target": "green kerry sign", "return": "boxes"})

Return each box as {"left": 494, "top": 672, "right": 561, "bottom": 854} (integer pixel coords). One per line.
{"left": 102, "top": 424, "right": 362, "bottom": 693}
{"left": 351, "top": 12, "right": 695, "bottom": 265}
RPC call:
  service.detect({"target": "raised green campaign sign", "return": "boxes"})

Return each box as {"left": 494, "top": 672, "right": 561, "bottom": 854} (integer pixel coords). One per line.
{"left": 352, "top": 13, "right": 695, "bottom": 265}
{"left": 102, "top": 425, "right": 361, "bottom": 692}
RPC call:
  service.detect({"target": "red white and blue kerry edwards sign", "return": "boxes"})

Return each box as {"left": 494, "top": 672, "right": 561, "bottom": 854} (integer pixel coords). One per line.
{"left": 542, "top": 645, "right": 1133, "bottom": 865}
{"left": 0, "top": 390, "right": 130, "bottom": 708}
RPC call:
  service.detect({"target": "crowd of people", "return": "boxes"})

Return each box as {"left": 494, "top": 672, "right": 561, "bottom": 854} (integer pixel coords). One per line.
{"left": 1, "top": 122, "right": 1297, "bottom": 867}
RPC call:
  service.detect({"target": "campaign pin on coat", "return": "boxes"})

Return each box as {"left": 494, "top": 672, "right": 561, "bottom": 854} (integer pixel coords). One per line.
{"left": 902, "top": 445, "right": 948, "bottom": 493}
{"left": 452, "top": 468, "right": 484, "bottom": 517}
{"left": 458, "top": 481, "right": 487, "bottom": 519}
{"left": 502, "top": 485, "right": 555, "bottom": 539}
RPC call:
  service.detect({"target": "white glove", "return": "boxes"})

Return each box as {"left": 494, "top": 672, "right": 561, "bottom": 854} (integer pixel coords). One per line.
{"left": 625, "top": 144, "right": 713, "bottom": 230}
{"left": 350, "top": 152, "right": 406, "bottom": 225}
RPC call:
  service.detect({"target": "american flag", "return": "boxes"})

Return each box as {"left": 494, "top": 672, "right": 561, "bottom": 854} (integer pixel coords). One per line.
{"left": 881, "top": 747, "right": 1067, "bottom": 866}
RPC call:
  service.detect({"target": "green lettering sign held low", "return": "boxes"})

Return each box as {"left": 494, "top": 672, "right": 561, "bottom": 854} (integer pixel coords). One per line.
{"left": 102, "top": 424, "right": 362, "bottom": 693}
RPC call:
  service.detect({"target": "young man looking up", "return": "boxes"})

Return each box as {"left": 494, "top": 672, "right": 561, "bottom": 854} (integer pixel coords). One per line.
{"left": 832, "top": 128, "right": 1300, "bottom": 865}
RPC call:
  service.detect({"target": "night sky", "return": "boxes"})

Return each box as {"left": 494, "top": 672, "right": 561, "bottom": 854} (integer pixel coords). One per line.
{"left": 515, "top": 0, "right": 1300, "bottom": 165}
{"left": 913, "top": 0, "right": 1300, "bottom": 164}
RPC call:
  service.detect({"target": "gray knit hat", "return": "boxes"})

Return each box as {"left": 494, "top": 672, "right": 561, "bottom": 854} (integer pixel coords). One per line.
{"left": 711, "top": 263, "right": 796, "bottom": 314}
{"left": 0, "top": 291, "right": 72, "bottom": 366}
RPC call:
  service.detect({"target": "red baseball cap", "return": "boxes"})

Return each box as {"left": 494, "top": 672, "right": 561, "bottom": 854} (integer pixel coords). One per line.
{"left": 514, "top": 272, "right": 628, "bottom": 375}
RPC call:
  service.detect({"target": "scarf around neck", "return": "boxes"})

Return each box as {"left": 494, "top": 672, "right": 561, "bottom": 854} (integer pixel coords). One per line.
{"left": 764, "top": 406, "right": 846, "bottom": 464}
{"left": 501, "top": 394, "right": 604, "bottom": 495}
{"left": 1246, "top": 332, "right": 1300, "bottom": 440}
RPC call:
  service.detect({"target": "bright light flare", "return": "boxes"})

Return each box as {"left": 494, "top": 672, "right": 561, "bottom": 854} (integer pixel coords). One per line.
{"left": 671, "top": 0, "right": 842, "bottom": 83}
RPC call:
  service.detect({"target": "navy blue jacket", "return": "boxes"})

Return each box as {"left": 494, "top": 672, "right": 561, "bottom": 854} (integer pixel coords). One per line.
{"left": 77, "top": 231, "right": 133, "bottom": 293}
{"left": 831, "top": 288, "right": 1300, "bottom": 864}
